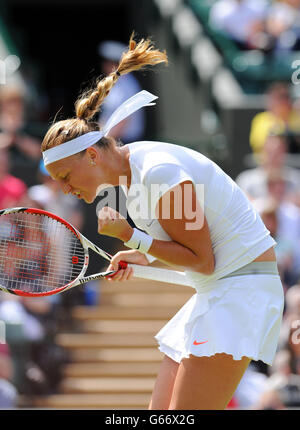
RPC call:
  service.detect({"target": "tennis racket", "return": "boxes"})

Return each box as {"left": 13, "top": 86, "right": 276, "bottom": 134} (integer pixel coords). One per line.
{"left": 0, "top": 207, "right": 194, "bottom": 297}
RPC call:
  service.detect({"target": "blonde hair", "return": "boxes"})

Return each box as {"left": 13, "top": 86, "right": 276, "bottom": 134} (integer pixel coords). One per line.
{"left": 41, "top": 33, "right": 168, "bottom": 152}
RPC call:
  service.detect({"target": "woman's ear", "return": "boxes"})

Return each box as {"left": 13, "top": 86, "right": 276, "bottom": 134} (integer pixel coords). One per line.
{"left": 86, "top": 146, "right": 99, "bottom": 165}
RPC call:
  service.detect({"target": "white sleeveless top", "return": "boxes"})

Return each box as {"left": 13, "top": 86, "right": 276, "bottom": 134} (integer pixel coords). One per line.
{"left": 124, "top": 141, "right": 276, "bottom": 288}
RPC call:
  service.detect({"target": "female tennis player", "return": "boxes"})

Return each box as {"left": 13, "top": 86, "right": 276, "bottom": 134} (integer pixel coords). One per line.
{"left": 41, "top": 34, "right": 284, "bottom": 410}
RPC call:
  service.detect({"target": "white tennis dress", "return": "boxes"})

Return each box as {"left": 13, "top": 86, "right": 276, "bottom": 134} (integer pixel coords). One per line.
{"left": 124, "top": 141, "right": 284, "bottom": 365}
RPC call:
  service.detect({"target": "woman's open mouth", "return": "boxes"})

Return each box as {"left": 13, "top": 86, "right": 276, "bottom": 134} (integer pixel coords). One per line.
{"left": 73, "top": 191, "right": 82, "bottom": 199}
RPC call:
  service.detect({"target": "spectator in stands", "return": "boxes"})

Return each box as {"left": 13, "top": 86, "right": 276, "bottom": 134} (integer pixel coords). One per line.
{"left": 0, "top": 293, "right": 50, "bottom": 393}
{"left": 0, "top": 343, "right": 18, "bottom": 408}
{"left": 255, "top": 197, "right": 298, "bottom": 287}
{"left": 277, "top": 196, "right": 300, "bottom": 287}
{"left": 97, "top": 41, "right": 145, "bottom": 229}
{"left": 249, "top": 82, "right": 300, "bottom": 154}
{"left": 280, "top": 297, "right": 300, "bottom": 370}
{"left": 265, "top": 0, "right": 300, "bottom": 53}
{"left": 266, "top": 172, "right": 300, "bottom": 286}
{"left": 236, "top": 133, "right": 300, "bottom": 201}
{"left": 0, "top": 84, "right": 41, "bottom": 160}
{"left": 269, "top": 312, "right": 300, "bottom": 407}
{"left": 28, "top": 160, "right": 88, "bottom": 308}
{"left": 209, "top": 0, "right": 270, "bottom": 50}
{"left": 229, "top": 363, "right": 268, "bottom": 409}
{"left": 256, "top": 291, "right": 300, "bottom": 410}
{"left": 285, "top": 284, "right": 300, "bottom": 315}
{"left": 28, "top": 159, "right": 84, "bottom": 229}
{"left": 210, "top": 0, "right": 300, "bottom": 54}
{"left": 97, "top": 40, "right": 145, "bottom": 144}
{"left": 278, "top": 285, "right": 300, "bottom": 349}
{"left": 0, "top": 291, "right": 68, "bottom": 396}
{"left": 0, "top": 146, "right": 28, "bottom": 209}
{"left": 0, "top": 84, "right": 41, "bottom": 187}
{"left": 254, "top": 348, "right": 300, "bottom": 409}
{"left": 0, "top": 159, "right": 77, "bottom": 396}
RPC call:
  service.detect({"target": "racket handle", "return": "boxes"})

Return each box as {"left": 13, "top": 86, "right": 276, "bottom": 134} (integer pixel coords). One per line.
{"left": 105, "top": 260, "right": 128, "bottom": 280}
{"left": 128, "top": 263, "right": 194, "bottom": 288}
{"left": 108, "top": 261, "right": 194, "bottom": 288}
{"left": 118, "top": 261, "right": 128, "bottom": 270}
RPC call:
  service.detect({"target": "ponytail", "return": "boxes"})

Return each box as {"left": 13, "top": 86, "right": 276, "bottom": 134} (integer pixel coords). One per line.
{"left": 75, "top": 33, "right": 168, "bottom": 121}
{"left": 41, "top": 33, "right": 167, "bottom": 152}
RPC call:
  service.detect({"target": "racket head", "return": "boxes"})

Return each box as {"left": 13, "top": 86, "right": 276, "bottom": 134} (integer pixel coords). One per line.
{"left": 0, "top": 207, "right": 89, "bottom": 297}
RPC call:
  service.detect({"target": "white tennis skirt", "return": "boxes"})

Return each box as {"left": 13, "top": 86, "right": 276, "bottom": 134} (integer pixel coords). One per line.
{"left": 155, "top": 262, "right": 284, "bottom": 365}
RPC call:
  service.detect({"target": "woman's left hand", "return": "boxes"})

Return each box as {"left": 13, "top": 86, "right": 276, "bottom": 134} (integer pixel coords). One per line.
{"left": 97, "top": 206, "right": 133, "bottom": 241}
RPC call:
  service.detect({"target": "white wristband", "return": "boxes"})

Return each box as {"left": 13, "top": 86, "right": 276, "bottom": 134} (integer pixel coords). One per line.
{"left": 124, "top": 228, "right": 153, "bottom": 254}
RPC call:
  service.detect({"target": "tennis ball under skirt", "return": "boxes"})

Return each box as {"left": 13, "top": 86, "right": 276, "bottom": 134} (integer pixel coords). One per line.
{"left": 155, "top": 272, "right": 284, "bottom": 365}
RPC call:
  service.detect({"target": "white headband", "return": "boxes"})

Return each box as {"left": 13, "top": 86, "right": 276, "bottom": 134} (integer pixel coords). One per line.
{"left": 42, "top": 90, "right": 158, "bottom": 166}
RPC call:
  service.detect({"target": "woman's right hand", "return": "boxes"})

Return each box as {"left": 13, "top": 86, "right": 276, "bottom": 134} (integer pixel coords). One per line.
{"left": 106, "top": 249, "right": 149, "bottom": 282}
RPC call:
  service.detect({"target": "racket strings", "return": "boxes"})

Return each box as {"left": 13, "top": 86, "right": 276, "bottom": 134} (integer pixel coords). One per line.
{"left": 0, "top": 213, "right": 85, "bottom": 293}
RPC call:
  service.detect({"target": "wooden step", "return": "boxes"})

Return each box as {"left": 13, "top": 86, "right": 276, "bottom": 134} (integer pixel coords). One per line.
{"left": 56, "top": 333, "right": 157, "bottom": 349}
{"left": 60, "top": 376, "right": 155, "bottom": 394}
{"left": 72, "top": 305, "right": 179, "bottom": 320}
{"left": 63, "top": 362, "right": 160, "bottom": 378}
{"left": 82, "top": 319, "right": 166, "bottom": 334}
{"left": 36, "top": 264, "right": 189, "bottom": 409}
{"left": 100, "top": 292, "right": 191, "bottom": 307}
{"left": 70, "top": 347, "right": 163, "bottom": 363}
{"left": 33, "top": 393, "right": 151, "bottom": 409}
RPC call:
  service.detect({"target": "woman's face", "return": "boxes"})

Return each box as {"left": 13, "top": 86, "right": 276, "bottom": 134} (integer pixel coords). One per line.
{"left": 289, "top": 327, "right": 300, "bottom": 360}
{"left": 46, "top": 149, "right": 105, "bottom": 204}
{"left": 261, "top": 212, "right": 277, "bottom": 236}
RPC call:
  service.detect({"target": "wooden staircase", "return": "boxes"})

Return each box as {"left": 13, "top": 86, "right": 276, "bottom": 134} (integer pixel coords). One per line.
{"left": 33, "top": 274, "right": 194, "bottom": 409}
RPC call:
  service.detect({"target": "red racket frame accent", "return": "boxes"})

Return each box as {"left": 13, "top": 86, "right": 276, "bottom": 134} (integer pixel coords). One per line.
{"left": 25, "top": 208, "right": 80, "bottom": 238}
{"left": 0, "top": 208, "right": 90, "bottom": 297}
{"left": 0, "top": 207, "right": 130, "bottom": 297}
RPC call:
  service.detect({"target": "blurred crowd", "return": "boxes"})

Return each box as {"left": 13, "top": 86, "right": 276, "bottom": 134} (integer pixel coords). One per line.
{"left": 209, "top": 0, "right": 300, "bottom": 55}
{"left": 233, "top": 80, "right": 300, "bottom": 409}
{"left": 0, "top": 19, "right": 300, "bottom": 409}
{"left": 0, "top": 81, "right": 88, "bottom": 407}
